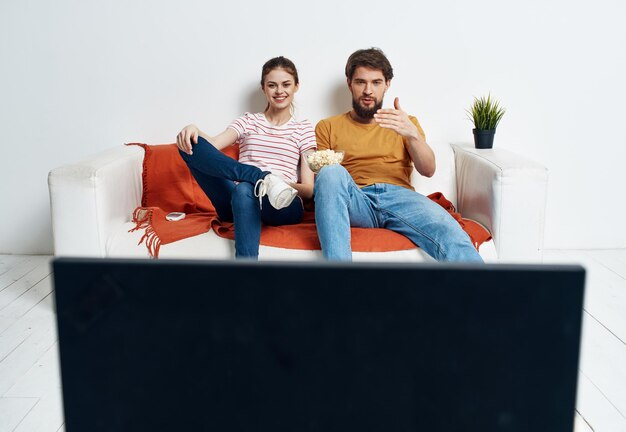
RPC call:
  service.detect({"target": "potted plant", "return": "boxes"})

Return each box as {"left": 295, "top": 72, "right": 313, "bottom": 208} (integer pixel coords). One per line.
{"left": 467, "top": 94, "right": 505, "bottom": 149}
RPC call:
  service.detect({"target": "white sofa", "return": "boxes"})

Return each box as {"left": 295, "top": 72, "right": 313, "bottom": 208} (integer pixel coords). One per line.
{"left": 48, "top": 142, "right": 548, "bottom": 262}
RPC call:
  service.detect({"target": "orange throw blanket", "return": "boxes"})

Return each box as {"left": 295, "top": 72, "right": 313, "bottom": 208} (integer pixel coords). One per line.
{"left": 129, "top": 143, "right": 491, "bottom": 258}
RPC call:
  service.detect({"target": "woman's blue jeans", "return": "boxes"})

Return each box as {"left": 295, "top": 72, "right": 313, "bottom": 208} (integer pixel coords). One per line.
{"left": 178, "top": 137, "right": 303, "bottom": 259}
{"left": 313, "top": 165, "right": 483, "bottom": 262}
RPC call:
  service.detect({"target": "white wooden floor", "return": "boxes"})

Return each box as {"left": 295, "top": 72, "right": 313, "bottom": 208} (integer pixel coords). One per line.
{"left": 0, "top": 251, "right": 624, "bottom": 431}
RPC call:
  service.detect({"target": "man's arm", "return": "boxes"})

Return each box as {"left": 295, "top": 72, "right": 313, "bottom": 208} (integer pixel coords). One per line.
{"left": 374, "top": 97, "right": 436, "bottom": 178}
{"left": 315, "top": 120, "right": 331, "bottom": 151}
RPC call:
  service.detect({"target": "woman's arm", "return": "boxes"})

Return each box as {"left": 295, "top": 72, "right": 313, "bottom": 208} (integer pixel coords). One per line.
{"left": 290, "top": 150, "right": 315, "bottom": 200}
{"left": 176, "top": 125, "right": 238, "bottom": 154}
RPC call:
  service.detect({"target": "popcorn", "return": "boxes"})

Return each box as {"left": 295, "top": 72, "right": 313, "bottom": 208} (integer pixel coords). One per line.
{"left": 306, "top": 150, "right": 345, "bottom": 173}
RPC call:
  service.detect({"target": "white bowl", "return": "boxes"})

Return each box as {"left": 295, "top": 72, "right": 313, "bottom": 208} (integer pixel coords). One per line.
{"left": 306, "top": 150, "right": 345, "bottom": 173}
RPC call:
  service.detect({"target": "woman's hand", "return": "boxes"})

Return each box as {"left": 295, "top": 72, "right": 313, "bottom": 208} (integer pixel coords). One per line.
{"left": 176, "top": 124, "right": 199, "bottom": 155}
{"left": 290, "top": 150, "right": 315, "bottom": 200}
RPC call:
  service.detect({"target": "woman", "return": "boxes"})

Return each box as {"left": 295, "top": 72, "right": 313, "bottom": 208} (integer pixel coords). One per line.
{"left": 176, "top": 56, "right": 316, "bottom": 259}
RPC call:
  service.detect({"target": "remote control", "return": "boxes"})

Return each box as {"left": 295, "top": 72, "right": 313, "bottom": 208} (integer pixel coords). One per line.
{"left": 165, "top": 212, "right": 186, "bottom": 221}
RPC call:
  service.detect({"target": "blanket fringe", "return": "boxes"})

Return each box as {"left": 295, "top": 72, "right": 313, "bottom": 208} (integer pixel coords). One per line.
{"left": 129, "top": 207, "right": 162, "bottom": 258}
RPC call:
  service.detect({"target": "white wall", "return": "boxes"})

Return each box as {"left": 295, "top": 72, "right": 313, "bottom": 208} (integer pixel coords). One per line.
{"left": 1, "top": 0, "right": 625, "bottom": 254}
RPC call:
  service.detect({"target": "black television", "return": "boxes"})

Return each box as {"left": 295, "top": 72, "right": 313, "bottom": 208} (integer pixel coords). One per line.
{"left": 52, "top": 258, "right": 585, "bottom": 432}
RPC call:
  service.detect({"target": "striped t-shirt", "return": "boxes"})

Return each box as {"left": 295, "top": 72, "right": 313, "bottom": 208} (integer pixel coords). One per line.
{"left": 228, "top": 112, "right": 317, "bottom": 183}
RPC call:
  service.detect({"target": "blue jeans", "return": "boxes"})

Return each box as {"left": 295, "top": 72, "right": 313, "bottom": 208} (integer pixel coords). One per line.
{"left": 313, "top": 165, "right": 483, "bottom": 262}
{"left": 179, "top": 136, "right": 303, "bottom": 259}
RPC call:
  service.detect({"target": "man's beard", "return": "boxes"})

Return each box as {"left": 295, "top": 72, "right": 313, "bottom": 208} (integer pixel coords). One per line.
{"left": 352, "top": 97, "right": 383, "bottom": 119}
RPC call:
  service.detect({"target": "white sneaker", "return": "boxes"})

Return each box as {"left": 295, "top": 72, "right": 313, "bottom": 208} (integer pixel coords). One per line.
{"left": 254, "top": 174, "right": 298, "bottom": 210}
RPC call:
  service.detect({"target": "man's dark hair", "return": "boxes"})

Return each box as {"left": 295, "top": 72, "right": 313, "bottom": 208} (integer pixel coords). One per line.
{"left": 345, "top": 48, "right": 394, "bottom": 81}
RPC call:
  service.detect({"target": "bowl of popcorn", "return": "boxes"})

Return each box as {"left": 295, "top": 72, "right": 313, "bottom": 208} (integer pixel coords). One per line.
{"left": 306, "top": 149, "right": 345, "bottom": 173}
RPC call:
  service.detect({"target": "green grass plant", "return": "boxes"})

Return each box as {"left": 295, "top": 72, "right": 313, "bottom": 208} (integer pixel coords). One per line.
{"left": 467, "top": 94, "right": 505, "bottom": 130}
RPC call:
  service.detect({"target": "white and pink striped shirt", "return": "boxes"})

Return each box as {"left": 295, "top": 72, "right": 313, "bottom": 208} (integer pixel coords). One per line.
{"left": 228, "top": 112, "right": 316, "bottom": 183}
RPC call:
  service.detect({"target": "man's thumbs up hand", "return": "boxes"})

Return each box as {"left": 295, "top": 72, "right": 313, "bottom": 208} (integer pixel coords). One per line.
{"left": 374, "top": 97, "right": 418, "bottom": 140}
{"left": 394, "top": 97, "right": 402, "bottom": 111}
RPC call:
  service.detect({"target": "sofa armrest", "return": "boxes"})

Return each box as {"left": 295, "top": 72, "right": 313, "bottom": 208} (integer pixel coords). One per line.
{"left": 48, "top": 145, "right": 144, "bottom": 256}
{"left": 451, "top": 143, "right": 548, "bottom": 262}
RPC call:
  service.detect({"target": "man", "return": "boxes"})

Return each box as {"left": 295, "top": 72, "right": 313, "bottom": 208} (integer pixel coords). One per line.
{"left": 314, "top": 47, "right": 483, "bottom": 262}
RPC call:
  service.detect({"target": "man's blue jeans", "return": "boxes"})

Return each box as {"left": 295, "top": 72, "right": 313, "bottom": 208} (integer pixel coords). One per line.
{"left": 313, "top": 165, "right": 483, "bottom": 262}
{"left": 179, "top": 137, "right": 303, "bottom": 259}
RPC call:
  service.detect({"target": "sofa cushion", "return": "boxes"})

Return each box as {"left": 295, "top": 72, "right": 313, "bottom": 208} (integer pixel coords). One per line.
{"left": 412, "top": 141, "right": 457, "bottom": 206}
{"left": 110, "top": 222, "right": 498, "bottom": 262}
